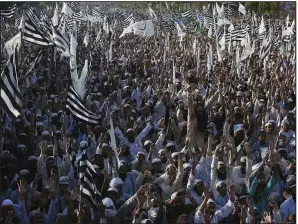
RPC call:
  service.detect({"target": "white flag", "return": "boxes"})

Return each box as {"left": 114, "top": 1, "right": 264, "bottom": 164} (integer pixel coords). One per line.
{"left": 236, "top": 47, "right": 240, "bottom": 76}
{"left": 18, "top": 13, "right": 24, "bottom": 30}
{"left": 259, "top": 16, "right": 265, "bottom": 35}
{"left": 119, "top": 25, "right": 133, "bottom": 38}
{"left": 5, "top": 32, "right": 21, "bottom": 56}
{"left": 148, "top": 6, "right": 157, "bottom": 20}
{"left": 88, "top": 15, "right": 101, "bottom": 24}
{"left": 250, "top": 40, "right": 255, "bottom": 56}
{"left": 219, "top": 32, "right": 225, "bottom": 51}
{"left": 192, "top": 39, "right": 197, "bottom": 55}
{"left": 208, "top": 26, "right": 212, "bottom": 38}
{"left": 109, "top": 118, "right": 120, "bottom": 168}
{"left": 229, "top": 23, "right": 235, "bottom": 31}
{"left": 218, "top": 18, "right": 231, "bottom": 26}
{"left": 109, "top": 41, "right": 113, "bottom": 61}
{"left": 83, "top": 30, "right": 89, "bottom": 47}
{"left": 217, "top": 45, "right": 222, "bottom": 62}
{"left": 286, "top": 14, "right": 290, "bottom": 27}
{"left": 76, "top": 60, "right": 89, "bottom": 99}
{"left": 96, "top": 28, "right": 102, "bottom": 42}
{"left": 228, "top": 36, "right": 232, "bottom": 56}
{"left": 176, "top": 22, "right": 186, "bottom": 37}
{"left": 238, "top": 3, "right": 246, "bottom": 15}
{"left": 241, "top": 33, "right": 251, "bottom": 60}
{"left": 131, "top": 20, "right": 155, "bottom": 37}
{"left": 61, "top": 3, "right": 73, "bottom": 17}
{"left": 173, "top": 61, "right": 176, "bottom": 88}
{"left": 52, "top": 3, "right": 59, "bottom": 26}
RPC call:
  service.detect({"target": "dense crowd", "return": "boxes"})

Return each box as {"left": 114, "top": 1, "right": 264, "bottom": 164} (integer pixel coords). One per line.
{"left": 0, "top": 3, "right": 296, "bottom": 224}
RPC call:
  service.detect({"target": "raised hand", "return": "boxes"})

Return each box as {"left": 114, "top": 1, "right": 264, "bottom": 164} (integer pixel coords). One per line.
{"left": 228, "top": 185, "right": 236, "bottom": 202}
{"left": 240, "top": 205, "right": 247, "bottom": 220}
{"left": 263, "top": 211, "right": 272, "bottom": 224}
{"left": 59, "top": 138, "right": 67, "bottom": 154}
{"left": 203, "top": 186, "right": 212, "bottom": 199}
{"left": 18, "top": 179, "right": 30, "bottom": 195}
{"left": 71, "top": 187, "right": 80, "bottom": 201}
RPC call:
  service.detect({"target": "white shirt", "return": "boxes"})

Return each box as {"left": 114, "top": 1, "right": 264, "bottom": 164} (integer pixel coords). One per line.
{"left": 194, "top": 200, "right": 234, "bottom": 224}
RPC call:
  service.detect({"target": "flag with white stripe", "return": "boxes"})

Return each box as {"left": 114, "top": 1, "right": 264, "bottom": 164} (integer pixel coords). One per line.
{"left": 22, "top": 11, "right": 53, "bottom": 46}
{"left": 123, "top": 13, "right": 134, "bottom": 28}
{"left": 66, "top": 85, "right": 101, "bottom": 125}
{"left": 78, "top": 152, "right": 102, "bottom": 207}
{"left": 0, "top": 47, "right": 22, "bottom": 118}
{"left": 181, "top": 9, "right": 194, "bottom": 21}
{"left": 52, "top": 28, "right": 70, "bottom": 54}
{"left": 0, "top": 4, "right": 16, "bottom": 18}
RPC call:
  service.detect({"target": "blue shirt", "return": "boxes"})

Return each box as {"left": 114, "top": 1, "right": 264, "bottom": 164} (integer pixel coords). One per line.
{"left": 280, "top": 196, "right": 296, "bottom": 221}
{"left": 249, "top": 176, "right": 276, "bottom": 213}
{"left": 252, "top": 141, "right": 269, "bottom": 165}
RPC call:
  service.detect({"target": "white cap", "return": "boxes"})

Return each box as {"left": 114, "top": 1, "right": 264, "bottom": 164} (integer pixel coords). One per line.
{"left": 218, "top": 161, "right": 225, "bottom": 165}
{"left": 240, "top": 157, "right": 246, "bottom": 163}
{"left": 80, "top": 141, "right": 88, "bottom": 149}
{"left": 216, "top": 181, "right": 226, "bottom": 189}
{"left": 171, "top": 152, "right": 179, "bottom": 158}
{"left": 144, "top": 140, "right": 152, "bottom": 146}
{"left": 28, "top": 156, "right": 38, "bottom": 161}
{"left": 207, "top": 198, "right": 215, "bottom": 204}
{"left": 166, "top": 142, "right": 175, "bottom": 148}
{"left": 42, "top": 131, "right": 50, "bottom": 136}
{"left": 36, "top": 122, "right": 44, "bottom": 127}
{"left": 152, "top": 158, "right": 161, "bottom": 164}
{"left": 92, "top": 164, "right": 99, "bottom": 169}
{"left": 107, "top": 187, "right": 118, "bottom": 193}
{"left": 1, "top": 199, "right": 13, "bottom": 207}
{"left": 59, "top": 176, "right": 69, "bottom": 185}
{"left": 19, "top": 169, "right": 30, "bottom": 176}
{"left": 158, "top": 149, "right": 166, "bottom": 154}
{"left": 137, "top": 151, "right": 146, "bottom": 156}
{"left": 183, "top": 163, "right": 192, "bottom": 169}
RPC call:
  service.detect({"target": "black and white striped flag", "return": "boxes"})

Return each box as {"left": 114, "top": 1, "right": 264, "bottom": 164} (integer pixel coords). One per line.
{"left": 25, "top": 49, "right": 43, "bottom": 76}
{"left": 181, "top": 9, "right": 194, "bottom": 21}
{"left": 0, "top": 47, "right": 22, "bottom": 118}
{"left": 52, "top": 28, "right": 70, "bottom": 53}
{"left": 66, "top": 85, "right": 101, "bottom": 125}
{"left": 0, "top": 4, "right": 16, "bottom": 18}
{"left": 78, "top": 152, "right": 102, "bottom": 207}
{"left": 161, "top": 13, "right": 176, "bottom": 32}
{"left": 22, "top": 10, "right": 53, "bottom": 46}
{"left": 123, "top": 13, "right": 134, "bottom": 27}
{"left": 260, "top": 31, "right": 272, "bottom": 60}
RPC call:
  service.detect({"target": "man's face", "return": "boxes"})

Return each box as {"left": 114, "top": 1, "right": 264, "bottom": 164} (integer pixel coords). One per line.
{"left": 265, "top": 124, "right": 274, "bottom": 133}
{"left": 206, "top": 203, "right": 216, "bottom": 216}
{"left": 31, "top": 213, "right": 44, "bottom": 224}
{"left": 258, "top": 133, "right": 266, "bottom": 143}
{"left": 158, "top": 152, "right": 167, "bottom": 162}
{"left": 152, "top": 162, "right": 162, "bottom": 171}
{"left": 217, "top": 184, "right": 227, "bottom": 196}
{"left": 136, "top": 154, "right": 145, "bottom": 164}
{"left": 194, "top": 183, "right": 204, "bottom": 195}
{"left": 258, "top": 174, "right": 266, "bottom": 186}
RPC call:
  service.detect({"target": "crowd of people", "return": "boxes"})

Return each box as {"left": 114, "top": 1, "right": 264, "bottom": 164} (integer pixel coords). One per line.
{"left": 0, "top": 2, "right": 296, "bottom": 224}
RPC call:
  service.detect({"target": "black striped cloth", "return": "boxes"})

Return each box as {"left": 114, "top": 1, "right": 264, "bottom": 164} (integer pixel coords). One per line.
{"left": 160, "top": 12, "right": 175, "bottom": 32}
{"left": 0, "top": 4, "right": 16, "bottom": 18}
{"left": 66, "top": 85, "right": 101, "bottom": 125}
{"left": 259, "top": 32, "right": 272, "bottom": 60}
{"left": 123, "top": 13, "right": 134, "bottom": 27}
{"left": 181, "top": 9, "right": 195, "bottom": 21}
{"left": 52, "top": 28, "right": 70, "bottom": 53}
{"left": 24, "top": 49, "right": 43, "bottom": 76}
{"left": 78, "top": 152, "right": 102, "bottom": 207}
{"left": 0, "top": 47, "right": 22, "bottom": 118}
